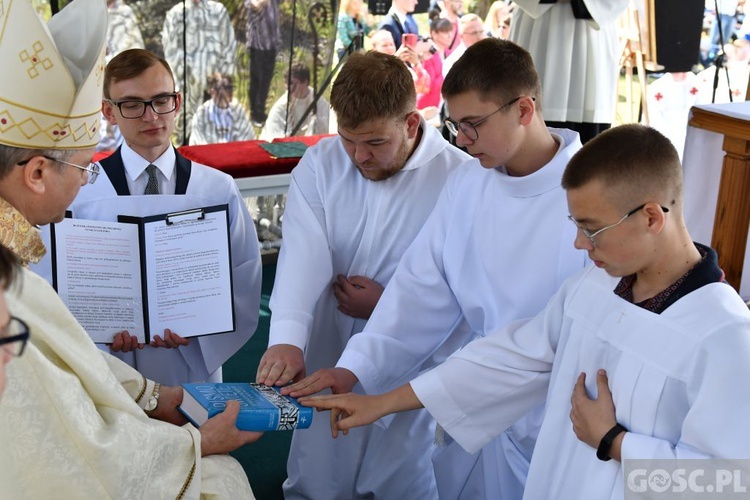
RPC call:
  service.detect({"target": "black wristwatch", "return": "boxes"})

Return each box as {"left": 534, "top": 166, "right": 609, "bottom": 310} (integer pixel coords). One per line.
{"left": 596, "top": 423, "right": 627, "bottom": 461}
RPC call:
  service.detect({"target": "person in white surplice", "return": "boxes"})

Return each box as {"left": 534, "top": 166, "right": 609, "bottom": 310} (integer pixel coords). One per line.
{"left": 255, "top": 51, "right": 471, "bottom": 499}
{"left": 509, "top": 0, "right": 628, "bottom": 143}
{"left": 33, "top": 49, "right": 262, "bottom": 386}
{"left": 282, "top": 38, "right": 588, "bottom": 499}
{"left": 0, "top": 1, "right": 260, "bottom": 497}
{"left": 302, "top": 124, "right": 750, "bottom": 500}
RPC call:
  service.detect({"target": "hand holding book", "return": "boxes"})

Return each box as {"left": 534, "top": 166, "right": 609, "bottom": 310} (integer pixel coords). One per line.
{"left": 199, "top": 400, "right": 264, "bottom": 456}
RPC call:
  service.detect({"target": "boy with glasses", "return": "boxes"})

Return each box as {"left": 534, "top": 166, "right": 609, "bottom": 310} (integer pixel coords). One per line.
{"left": 303, "top": 124, "right": 750, "bottom": 500}
{"left": 46, "top": 48, "right": 262, "bottom": 386}
{"left": 277, "top": 38, "right": 586, "bottom": 499}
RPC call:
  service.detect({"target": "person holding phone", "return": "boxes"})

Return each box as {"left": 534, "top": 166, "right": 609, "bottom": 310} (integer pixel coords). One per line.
{"left": 371, "top": 30, "right": 431, "bottom": 96}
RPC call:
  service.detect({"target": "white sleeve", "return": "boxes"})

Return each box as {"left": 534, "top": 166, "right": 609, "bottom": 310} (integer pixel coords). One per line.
{"left": 268, "top": 151, "right": 333, "bottom": 350}
{"left": 410, "top": 277, "right": 571, "bottom": 454}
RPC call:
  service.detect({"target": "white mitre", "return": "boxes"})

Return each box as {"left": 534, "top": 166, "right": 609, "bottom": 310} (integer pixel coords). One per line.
{"left": 0, "top": 0, "right": 107, "bottom": 149}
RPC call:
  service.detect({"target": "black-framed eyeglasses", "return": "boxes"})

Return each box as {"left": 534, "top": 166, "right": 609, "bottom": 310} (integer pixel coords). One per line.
{"left": 17, "top": 156, "right": 99, "bottom": 184}
{"left": 568, "top": 204, "right": 670, "bottom": 248}
{"left": 0, "top": 317, "right": 30, "bottom": 357}
{"left": 444, "top": 96, "right": 534, "bottom": 141}
{"left": 105, "top": 93, "right": 178, "bottom": 119}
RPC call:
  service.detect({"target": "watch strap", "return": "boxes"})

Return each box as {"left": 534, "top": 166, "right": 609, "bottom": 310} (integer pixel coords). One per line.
{"left": 596, "top": 422, "right": 627, "bottom": 461}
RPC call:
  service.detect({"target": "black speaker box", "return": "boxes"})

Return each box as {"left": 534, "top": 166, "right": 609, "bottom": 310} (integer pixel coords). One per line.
{"left": 651, "top": 0, "right": 704, "bottom": 72}
{"left": 368, "top": 0, "right": 431, "bottom": 17}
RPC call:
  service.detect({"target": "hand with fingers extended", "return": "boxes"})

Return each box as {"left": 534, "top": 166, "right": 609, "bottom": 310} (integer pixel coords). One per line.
{"left": 299, "top": 383, "right": 424, "bottom": 437}
{"left": 150, "top": 328, "right": 191, "bottom": 349}
{"left": 570, "top": 370, "right": 618, "bottom": 449}
{"left": 298, "top": 392, "right": 388, "bottom": 437}
{"left": 110, "top": 330, "right": 145, "bottom": 352}
{"left": 332, "top": 274, "right": 384, "bottom": 319}
{"left": 199, "top": 400, "right": 264, "bottom": 456}
{"left": 256, "top": 344, "right": 306, "bottom": 387}
{"left": 280, "top": 367, "right": 358, "bottom": 398}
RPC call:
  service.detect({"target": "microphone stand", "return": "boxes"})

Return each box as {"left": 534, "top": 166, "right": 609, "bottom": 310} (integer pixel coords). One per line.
{"left": 290, "top": 33, "right": 363, "bottom": 137}
{"left": 711, "top": 0, "right": 733, "bottom": 104}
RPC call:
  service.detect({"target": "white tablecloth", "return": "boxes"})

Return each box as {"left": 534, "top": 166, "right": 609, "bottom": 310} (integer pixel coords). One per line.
{"left": 683, "top": 101, "right": 750, "bottom": 299}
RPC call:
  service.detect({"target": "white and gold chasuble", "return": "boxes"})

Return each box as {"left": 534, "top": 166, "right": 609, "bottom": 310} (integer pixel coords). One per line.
{"left": 0, "top": 198, "right": 253, "bottom": 499}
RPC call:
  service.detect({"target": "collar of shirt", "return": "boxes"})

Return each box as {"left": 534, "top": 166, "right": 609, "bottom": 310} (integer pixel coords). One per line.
{"left": 614, "top": 242, "right": 726, "bottom": 314}
{"left": 121, "top": 141, "right": 177, "bottom": 195}
{"left": 389, "top": 7, "right": 408, "bottom": 27}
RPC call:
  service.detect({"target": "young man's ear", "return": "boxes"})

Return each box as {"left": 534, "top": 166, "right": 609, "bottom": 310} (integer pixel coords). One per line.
{"left": 644, "top": 202, "right": 668, "bottom": 234}
{"left": 174, "top": 92, "right": 183, "bottom": 115}
{"left": 405, "top": 111, "right": 421, "bottom": 138}
{"left": 517, "top": 95, "right": 536, "bottom": 126}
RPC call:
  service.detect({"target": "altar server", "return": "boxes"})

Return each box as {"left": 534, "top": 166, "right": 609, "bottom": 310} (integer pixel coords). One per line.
{"left": 278, "top": 38, "right": 588, "bottom": 499}
{"left": 257, "top": 50, "right": 470, "bottom": 499}
{"left": 303, "top": 124, "right": 750, "bottom": 500}
{"left": 0, "top": 1, "right": 259, "bottom": 497}
{"left": 38, "top": 48, "right": 262, "bottom": 386}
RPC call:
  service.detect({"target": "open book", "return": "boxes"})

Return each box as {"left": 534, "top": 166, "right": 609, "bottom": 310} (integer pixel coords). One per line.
{"left": 50, "top": 205, "right": 235, "bottom": 343}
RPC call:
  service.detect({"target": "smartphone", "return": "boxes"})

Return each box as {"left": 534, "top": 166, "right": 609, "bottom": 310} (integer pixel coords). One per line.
{"left": 402, "top": 33, "right": 418, "bottom": 49}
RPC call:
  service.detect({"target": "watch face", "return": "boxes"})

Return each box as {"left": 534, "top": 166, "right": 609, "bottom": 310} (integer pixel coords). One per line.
{"left": 145, "top": 395, "right": 158, "bottom": 411}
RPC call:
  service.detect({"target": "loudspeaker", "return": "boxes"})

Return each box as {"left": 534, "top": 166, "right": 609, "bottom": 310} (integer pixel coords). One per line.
{"left": 367, "top": 0, "right": 431, "bottom": 17}
{"left": 651, "top": 0, "right": 704, "bottom": 72}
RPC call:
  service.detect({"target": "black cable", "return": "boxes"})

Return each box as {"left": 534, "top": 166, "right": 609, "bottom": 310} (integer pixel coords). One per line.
{"left": 712, "top": 0, "right": 733, "bottom": 103}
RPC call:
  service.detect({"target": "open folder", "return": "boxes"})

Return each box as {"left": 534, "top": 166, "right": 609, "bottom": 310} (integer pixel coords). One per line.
{"left": 50, "top": 205, "right": 235, "bottom": 344}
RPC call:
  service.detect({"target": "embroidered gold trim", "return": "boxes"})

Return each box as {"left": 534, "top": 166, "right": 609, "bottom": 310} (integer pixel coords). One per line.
{"left": 135, "top": 376, "right": 147, "bottom": 404}
{"left": 176, "top": 460, "right": 197, "bottom": 500}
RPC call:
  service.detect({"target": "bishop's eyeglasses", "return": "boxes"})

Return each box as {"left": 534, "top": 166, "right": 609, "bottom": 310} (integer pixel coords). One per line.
{"left": 17, "top": 156, "right": 99, "bottom": 184}
{"left": 0, "top": 317, "right": 30, "bottom": 357}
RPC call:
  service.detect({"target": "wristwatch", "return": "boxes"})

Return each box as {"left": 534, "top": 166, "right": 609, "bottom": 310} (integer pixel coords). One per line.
{"left": 144, "top": 383, "right": 161, "bottom": 413}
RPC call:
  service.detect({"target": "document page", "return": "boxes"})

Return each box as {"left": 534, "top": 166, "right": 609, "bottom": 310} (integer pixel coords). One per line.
{"left": 140, "top": 207, "right": 234, "bottom": 338}
{"left": 52, "top": 219, "right": 145, "bottom": 343}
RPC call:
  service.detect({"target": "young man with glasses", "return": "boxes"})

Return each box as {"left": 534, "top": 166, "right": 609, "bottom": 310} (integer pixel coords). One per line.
{"left": 303, "top": 124, "right": 750, "bottom": 500}
{"left": 0, "top": 1, "right": 258, "bottom": 497}
{"left": 282, "top": 38, "right": 587, "bottom": 499}
{"left": 50, "top": 48, "right": 262, "bottom": 386}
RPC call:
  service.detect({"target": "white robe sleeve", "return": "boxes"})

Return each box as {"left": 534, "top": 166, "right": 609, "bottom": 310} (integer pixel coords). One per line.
{"left": 338, "top": 175, "right": 466, "bottom": 394}
{"left": 410, "top": 273, "right": 576, "bottom": 454}
{"left": 268, "top": 151, "right": 334, "bottom": 350}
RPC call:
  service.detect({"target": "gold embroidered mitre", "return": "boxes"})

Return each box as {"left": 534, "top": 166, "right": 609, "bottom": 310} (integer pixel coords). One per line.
{"left": 0, "top": 0, "right": 107, "bottom": 150}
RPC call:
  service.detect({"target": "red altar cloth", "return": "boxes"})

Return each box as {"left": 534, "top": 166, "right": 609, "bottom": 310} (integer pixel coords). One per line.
{"left": 92, "top": 134, "right": 332, "bottom": 179}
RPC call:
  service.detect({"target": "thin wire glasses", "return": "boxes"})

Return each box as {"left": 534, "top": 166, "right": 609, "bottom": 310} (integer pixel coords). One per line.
{"left": 568, "top": 204, "right": 670, "bottom": 247}
{"left": 17, "top": 156, "right": 99, "bottom": 184}
{"left": 444, "top": 96, "right": 535, "bottom": 141}
{"left": 105, "top": 93, "right": 178, "bottom": 119}
{"left": 0, "top": 317, "right": 30, "bottom": 357}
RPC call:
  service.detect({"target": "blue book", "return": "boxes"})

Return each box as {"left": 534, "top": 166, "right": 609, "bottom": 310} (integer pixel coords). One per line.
{"left": 179, "top": 383, "right": 313, "bottom": 431}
